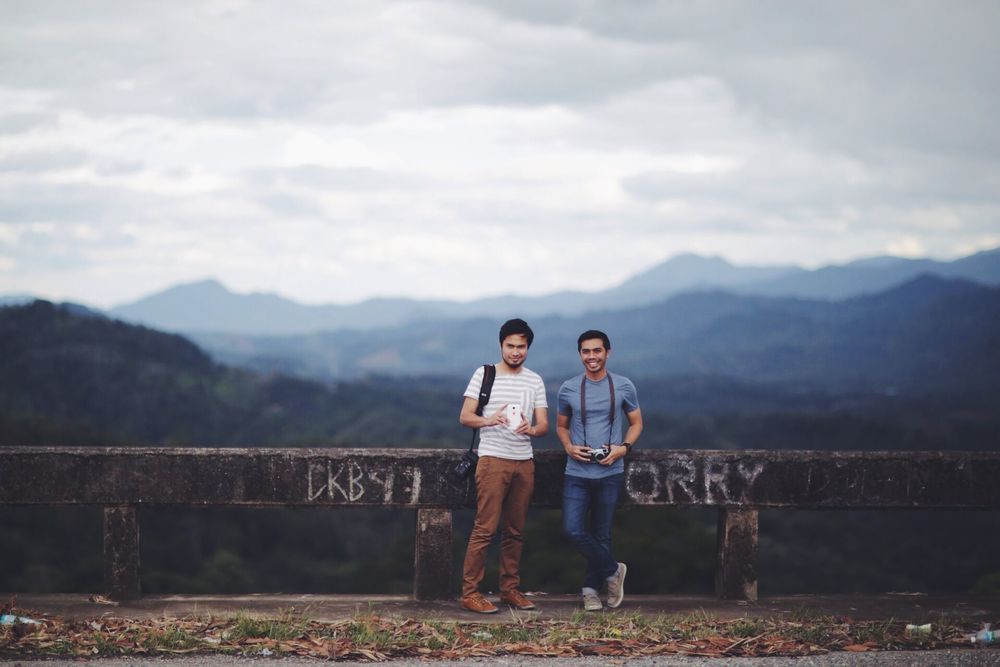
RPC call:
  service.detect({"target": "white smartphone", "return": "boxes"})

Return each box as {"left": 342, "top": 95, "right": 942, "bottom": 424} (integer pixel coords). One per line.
{"left": 505, "top": 404, "right": 522, "bottom": 432}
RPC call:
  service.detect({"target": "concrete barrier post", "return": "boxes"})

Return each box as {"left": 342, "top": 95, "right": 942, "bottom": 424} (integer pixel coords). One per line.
{"left": 103, "top": 505, "right": 140, "bottom": 600}
{"left": 414, "top": 508, "right": 453, "bottom": 600}
{"left": 715, "top": 507, "right": 758, "bottom": 600}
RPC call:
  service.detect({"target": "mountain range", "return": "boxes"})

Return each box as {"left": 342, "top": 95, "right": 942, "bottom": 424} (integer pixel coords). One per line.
{"left": 87, "top": 246, "right": 1000, "bottom": 336}
{"left": 3, "top": 279, "right": 998, "bottom": 451}
{"left": 187, "top": 274, "right": 1000, "bottom": 398}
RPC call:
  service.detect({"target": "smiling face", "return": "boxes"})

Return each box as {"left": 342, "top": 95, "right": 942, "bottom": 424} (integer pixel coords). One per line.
{"left": 500, "top": 333, "right": 529, "bottom": 370}
{"left": 578, "top": 337, "right": 609, "bottom": 378}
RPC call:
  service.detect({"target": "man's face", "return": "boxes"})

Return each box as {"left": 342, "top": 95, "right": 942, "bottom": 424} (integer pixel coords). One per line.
{"left": 579, "top": 338, "right": 609, "bottom": 375}
{"left": 500, "top": 334, "right": 529, "bottom": 369}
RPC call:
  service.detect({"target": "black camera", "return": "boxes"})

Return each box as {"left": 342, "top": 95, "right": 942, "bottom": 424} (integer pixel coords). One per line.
{"left": 588, "top": 446, "right": 610, "bottom": 463}
{"left": 451, "top": 449, "right": 478, "bottom": 481}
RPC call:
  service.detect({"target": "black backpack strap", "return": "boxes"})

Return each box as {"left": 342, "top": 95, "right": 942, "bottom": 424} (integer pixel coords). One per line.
{"left": 476, "top": 364, "right": 496, "bottom": 416}
{"left": 468, "top": 364, "right": 496, "bottom": 452}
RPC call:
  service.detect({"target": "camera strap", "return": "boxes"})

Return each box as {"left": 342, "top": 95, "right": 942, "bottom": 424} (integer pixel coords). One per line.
{"left": 468, "top": 364, "right": 496, "bottom": 452}
{"left": 580, "top": 373, "right": 615, "bottom": 448}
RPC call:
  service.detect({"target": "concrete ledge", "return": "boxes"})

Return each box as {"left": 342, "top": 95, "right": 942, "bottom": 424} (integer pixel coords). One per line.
{"left": 6, "top": 447, "right": 1000, "bottom": 604}
{"left": 4, "top": 447, "right": 1000, "bottom": 508}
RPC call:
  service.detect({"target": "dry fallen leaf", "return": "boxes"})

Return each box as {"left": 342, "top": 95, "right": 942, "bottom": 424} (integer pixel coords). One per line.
{"left": 843, "top": 644, "right": 872, "bottom": 652}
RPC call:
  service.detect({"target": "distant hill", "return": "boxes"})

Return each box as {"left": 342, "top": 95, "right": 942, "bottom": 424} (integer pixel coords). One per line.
{"left": 0, "top": 295, "right": 35, "bottom": 307}
{"left": 190, "top": 275, "right": 1000, "bottom": 397}
{"left": 0, "top": 300, "right": 458, "bottom": 447}
{"left": 106, "top": 278, "right": 465, "bottom": 337}
{"left": 101, "top": 248, "right": 1000, "bottom": 335}
{"left": 610, "top": 253, "right": 799, "bottom": 301}
{"left": 740, "top": 247, "right": 1000, "bottom": 299}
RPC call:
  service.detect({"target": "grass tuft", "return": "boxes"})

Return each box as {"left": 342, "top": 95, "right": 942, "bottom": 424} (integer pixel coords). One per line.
{"left": 140, "top": 625, "right": 202, "bottom": 652}
{"left": 225, "top": 609, "right": 304, "bottom": 642}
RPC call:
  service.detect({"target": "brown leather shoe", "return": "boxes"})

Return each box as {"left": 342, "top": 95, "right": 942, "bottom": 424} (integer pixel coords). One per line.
{"left": 500, "top": 590, "right": 537, "bottom": 610}
{"left": 460, "top": 592, "right": 498, "bottom": 614}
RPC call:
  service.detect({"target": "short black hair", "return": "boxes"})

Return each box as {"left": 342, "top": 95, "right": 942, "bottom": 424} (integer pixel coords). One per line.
{"left": 499, "top": 318, "right": 534, "bottom": 347}
{"left": 577, "top": 329, "right": 611, "bottom": 351}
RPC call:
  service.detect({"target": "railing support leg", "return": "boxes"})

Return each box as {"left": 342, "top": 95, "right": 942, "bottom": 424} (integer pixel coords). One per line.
{"left": 103, "top": 504, "right": 140, "bottom": 600}
{"left": 414, "top": 508, "right": 453, "bottom": 600}
{"left": 715, "top": 507, "right": 758, "bottom": 600}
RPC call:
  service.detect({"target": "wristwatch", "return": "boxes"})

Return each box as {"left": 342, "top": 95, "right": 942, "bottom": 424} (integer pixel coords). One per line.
{"left": 621, "top": 442, "right": 633, "bottom": 452}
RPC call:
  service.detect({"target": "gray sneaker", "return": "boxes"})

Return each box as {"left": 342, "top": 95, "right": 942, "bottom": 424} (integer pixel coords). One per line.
{"left": 606, "top": 562, "right": 627, "bottom": 608}
{"left": 582, "top": 587, "right": 603, "bottom": 612}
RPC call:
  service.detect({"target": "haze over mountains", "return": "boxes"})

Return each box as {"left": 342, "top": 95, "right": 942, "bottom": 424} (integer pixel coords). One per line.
{"left": 99, "top": 248, "right": 1000, "bottom": 336}
{"left": 188, "top": 275, "right": 1000, "bottom": 396}
{"left": 4, "top": 248, "right": 998, "bottom": 397}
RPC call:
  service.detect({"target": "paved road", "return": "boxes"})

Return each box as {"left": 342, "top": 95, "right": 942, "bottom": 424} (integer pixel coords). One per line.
{"left": 4, "top": 650, "right": 1000, "bottom": 665}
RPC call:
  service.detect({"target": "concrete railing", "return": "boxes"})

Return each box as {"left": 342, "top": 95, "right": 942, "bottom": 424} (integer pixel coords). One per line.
{"left": 3, "top": 447, "right": 999, "bottom": 601}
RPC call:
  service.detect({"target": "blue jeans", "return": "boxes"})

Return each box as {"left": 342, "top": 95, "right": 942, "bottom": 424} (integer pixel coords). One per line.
{"left": 562, "top": 473, "right": 623, "bottom": 590}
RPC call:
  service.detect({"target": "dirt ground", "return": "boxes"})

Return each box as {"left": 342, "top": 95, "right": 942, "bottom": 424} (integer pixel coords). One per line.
{"left": 10, "top": 592, "right": 1000, "bottom": 624}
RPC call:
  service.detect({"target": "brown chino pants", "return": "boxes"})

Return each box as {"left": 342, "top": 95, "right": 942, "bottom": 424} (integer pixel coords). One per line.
{"left": 461, "top": 455, "right": 535, "bottom": 598}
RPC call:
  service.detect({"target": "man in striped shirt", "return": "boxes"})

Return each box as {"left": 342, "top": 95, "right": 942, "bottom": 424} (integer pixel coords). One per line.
{"left": 459, "top": 318, "right": 549, "bottom": 614}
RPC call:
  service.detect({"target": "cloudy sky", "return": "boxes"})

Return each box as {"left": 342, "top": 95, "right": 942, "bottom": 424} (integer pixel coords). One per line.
{"left": 2, "top": 0, "right": 998, "bottom": 307}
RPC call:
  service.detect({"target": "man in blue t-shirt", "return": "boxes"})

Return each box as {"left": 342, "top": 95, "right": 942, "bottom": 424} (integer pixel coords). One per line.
{"left": 556, "top": 329, "right": 643, "bottom": 611}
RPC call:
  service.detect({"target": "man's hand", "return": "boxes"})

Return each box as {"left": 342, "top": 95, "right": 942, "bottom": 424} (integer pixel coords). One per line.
{"left": 599, "top": 444, "right": 628, "bottom": 465}
{"left": 484, "top": 404, "right": 508, "bottom": 428}
{"left": 565, "top": 443, "right": 591, "bottom": 463}
{"left": 513, "top": 415, "right": 533, "bottom": 435}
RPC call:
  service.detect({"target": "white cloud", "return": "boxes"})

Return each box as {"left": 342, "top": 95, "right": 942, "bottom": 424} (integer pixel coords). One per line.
{"left": 0, "top": 0, "right": 998, "bottom": 308}
{"left": 884, "top": 237, "right": 927, "bottom": 258}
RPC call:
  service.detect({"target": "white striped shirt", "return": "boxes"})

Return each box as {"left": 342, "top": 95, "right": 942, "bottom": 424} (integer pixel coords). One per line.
{"left": 464, "top": 365, "right": 548, "bottom": 460}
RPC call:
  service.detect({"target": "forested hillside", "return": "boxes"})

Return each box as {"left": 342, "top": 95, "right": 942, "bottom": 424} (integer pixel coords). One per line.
{"left": 0, "top": 300, "right": 458, "bottom": 447}
{"left": 3, "top": 299, "right": 997, "bottom": 453}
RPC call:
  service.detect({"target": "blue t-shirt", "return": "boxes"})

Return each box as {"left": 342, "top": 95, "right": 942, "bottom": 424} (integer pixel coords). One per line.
{"left": 557, "top": 372, "right": 639, "bottom": 479}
